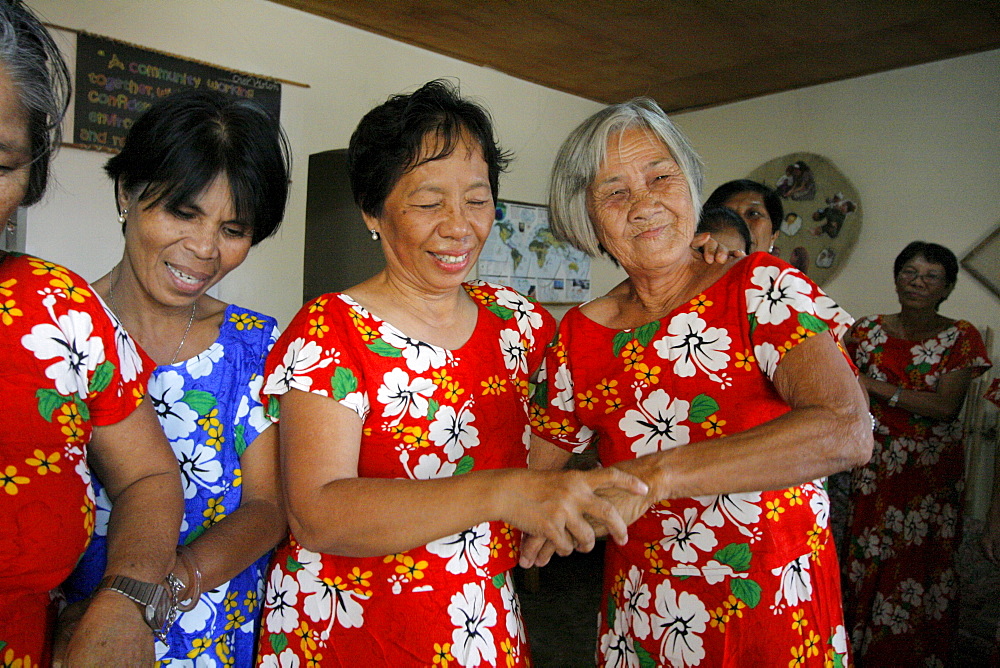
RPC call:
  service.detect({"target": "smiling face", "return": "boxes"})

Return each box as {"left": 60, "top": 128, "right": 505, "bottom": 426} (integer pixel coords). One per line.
{"left": 586, "top": 127, "right": 696, "bottom": 272}
{"left": 367, "top": 131, "right": 495, "bottom": 296}
{"left": 0, "top": 65, "right": 32, "bottom": 225}
{"left": 119, "top": 174, "right": 252, "bottom": 307}
{"left": 895, "top": 254, "right": 953, "bottom": 311}
{"left": 723, "top": 190, "right": 778, "bottom": 252}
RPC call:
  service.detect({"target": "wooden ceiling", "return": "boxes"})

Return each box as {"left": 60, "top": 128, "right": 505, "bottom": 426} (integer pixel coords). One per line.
{"left": 268, "top": 0, "right": 1000, "bottom": 113}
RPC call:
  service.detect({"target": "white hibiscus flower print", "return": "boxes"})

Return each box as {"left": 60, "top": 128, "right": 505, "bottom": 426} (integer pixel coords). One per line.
{"left": 264, "top": 568, "right": 300, "bottom": 634}
{"left": 101, "top": 302, "right": 143, "bottom": 384}
{"left": 770, "top": 553, "right": 813, "bottom": 609}
{"left": 426, "top": 523, "right": 492, "bottom": 576}
{"left": 263, "top": 337, "right": 333, "bottom": 394}
{"left": 599, "top": 605, "right": 639, "bottom": 668}
{"left": 807, "top": 486, "right": 831, "bottom": 528}
{"left": 653, "top": 311, "right": 731, "bottom": 384}
{"left": 622, "top": 565, "right": 652, "bottom": 639}
{"left": 903, "top": 509, "right": 928, "bottom": 544}
{"left": 696, "top": 492, "right": 763, "bottom": 537}
{"left": 380, "top": 324, "right": 448, "bottom": 374}
{"left": 620, "top": 388, "right": 690, "bottom": 457}
{"left": 883, "top": 506, "right": 904, "bottom": 534}
{"left": 832, "top": 624, "right": 849, "bottom": 657}
{"left": 172, "top": 438, "right": 224, "bottom": 499}
{"left": 551, "top": 362, "right": 575, "bottom": 413}
{"left": 813, "top": 294, "right": 853, "bottom": 340}
{"left": 176, "top": 582, "right": 228, "bottom": 635}
{"left": 881, "top": 439, "right": 908, "bottom": 475}
{"left": 449, "top": 581, "right": 498, "bottom": 667}
{"left": 428, "top": 402, "right": 480, "bottom": 461}
{"left": 650, "top": 579, "right": 709, "bottom": 668}
{"left": 236, "top": 373, "right": 271, "bottom": 435}
{"left": 500, "top": 576, "right": 526, "bottom": 643}
{"left": 261, "top": 648, "right": 301, "bottom": 668}
{"left": 148, "top": 370, "right": 199, "bottom": 439}
{"left": 753, "top": 342, "right": 780, "bottom": 380}
{"left": 499, "top": 327, "right": 528, "bottom": 374}
{"left": 297, "top": 568, "right": 367, "bottom": 631}
{"left": 899, "top": 579, "right": 924, "bottom": 606}
{"left": 660, "top": 507, "right": 718, "bottom": 563}
{"left": 494, "top": 287, "right": 543, "bottom": 345}
{"left": 745, "top": 264, "right": 815, "bottom": 326}
{"left": 21, "top": 306, "right": 105, "bottom": 397}
{"left": 939, "top": 503, "right": 958, "bottom": 538}
{"left": 910, "top": 338, "right": 945, "bottom": 367}
{"left": 185, "top": 342, "right": 224, "bottom": 379}
{"left": 377, "top": 367, "right": 435, "bottom": 423}
{"left": 91, "top": 480, "right": 111, "bottom": 538}
{"left": 412, "top": 453, "right": 459, "bottom": 480}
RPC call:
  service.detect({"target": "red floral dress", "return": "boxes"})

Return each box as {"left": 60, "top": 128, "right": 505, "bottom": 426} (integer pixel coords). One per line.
{"left": 256, "top": 282, "right": 554, "bottom": 667}
{"left": 0, "top": 253, "right": 150, "bottom": 666}
{"left": 844, "top": 316, "right": 991, "bottom": 666}
{"left": 533, "top": 254, "right": 853, "bottom": 667}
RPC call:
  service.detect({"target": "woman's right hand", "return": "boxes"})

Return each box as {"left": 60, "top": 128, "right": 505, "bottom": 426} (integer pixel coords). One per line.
{"left": 506, "top": 466, "right": 647, "bottom": 564}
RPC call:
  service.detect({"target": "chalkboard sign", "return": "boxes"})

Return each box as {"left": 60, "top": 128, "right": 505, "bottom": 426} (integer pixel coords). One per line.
{"left": 74, "top": 32, "right": 281, "bottom": 152}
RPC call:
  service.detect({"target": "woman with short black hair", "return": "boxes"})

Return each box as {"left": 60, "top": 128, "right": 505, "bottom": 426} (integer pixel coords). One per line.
{"left": 61, "top": 88, "right": 291, "bottom": 665}
{"left": 255, "top": 79, "right": 648, "bottom": 667}
{"left": 704, "top": 178, "right": 784, "bottom": 253}
{"left": 843, "top": 240, "right": 991, "bottom": 665}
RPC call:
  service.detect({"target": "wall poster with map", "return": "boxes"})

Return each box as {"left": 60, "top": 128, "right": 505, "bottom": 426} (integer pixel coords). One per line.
{"left": 478, "top": 200, "right": 591, "bottom": 304}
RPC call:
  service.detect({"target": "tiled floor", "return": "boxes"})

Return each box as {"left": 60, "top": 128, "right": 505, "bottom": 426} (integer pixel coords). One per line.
{"left": 517, "top": 522, "right": 1000, "bottom": 667}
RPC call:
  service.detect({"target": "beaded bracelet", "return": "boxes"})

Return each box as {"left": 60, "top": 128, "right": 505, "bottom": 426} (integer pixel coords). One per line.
{"left": 174, "top": 545, "right": 202, "bottom": 612}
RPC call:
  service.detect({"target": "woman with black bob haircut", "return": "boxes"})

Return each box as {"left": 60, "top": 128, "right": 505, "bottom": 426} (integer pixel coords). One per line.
{"left": 256, "top": 79, "right": 648, "bottom": 667}
{"left": 704, "top": 178, "right": 784, "bottom": 253}
{"left": 60, "top": 88, "right": 291, "bottom": 666}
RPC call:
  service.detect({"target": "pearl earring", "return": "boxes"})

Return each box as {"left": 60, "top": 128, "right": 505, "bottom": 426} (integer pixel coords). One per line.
{"left": 370, "top": 229, "right": 380, "bottom": 241}
{"left": 118, "top": 209, "right": 128, "bottom": 225}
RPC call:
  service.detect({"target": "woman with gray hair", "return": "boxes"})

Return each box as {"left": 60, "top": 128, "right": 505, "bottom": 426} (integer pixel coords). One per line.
{"left": 0, "top": 1, "right": 182, "bottom": 665}
{"left": 522, "top": 98, "right": 872, "bottom": 666}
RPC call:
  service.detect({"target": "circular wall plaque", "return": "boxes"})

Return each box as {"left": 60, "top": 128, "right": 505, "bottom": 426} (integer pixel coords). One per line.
{"left": 747, "top": 152, "right": 862, "bottom": 286}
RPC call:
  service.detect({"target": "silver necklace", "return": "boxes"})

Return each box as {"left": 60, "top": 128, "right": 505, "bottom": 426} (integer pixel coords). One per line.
{"left": 108, "top": 265, "right": 196, "bottom": 365}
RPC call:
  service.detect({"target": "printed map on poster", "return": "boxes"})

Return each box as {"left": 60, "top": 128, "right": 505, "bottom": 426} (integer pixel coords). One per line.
{"left": 478, "top": 200, "right": 591, "bottom": 303}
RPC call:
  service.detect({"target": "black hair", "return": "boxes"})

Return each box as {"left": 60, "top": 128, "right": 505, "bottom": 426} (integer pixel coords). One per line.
{"left": 105, "top": 89, "right": 291, "bottom": 245}
{"left": 697, "top": 206, "right": 752, "bottom": 254}
{"left": 704, "top": 179, "right": 783, "bottom": 235}
{"left": 0, "top": 0, "right": 72, "bottom": 206}
{"left": 894, "top": 241, "right": 959, "bottom": 285}
{"left": 347, "top": 79, "right": 511, "bottom": 219}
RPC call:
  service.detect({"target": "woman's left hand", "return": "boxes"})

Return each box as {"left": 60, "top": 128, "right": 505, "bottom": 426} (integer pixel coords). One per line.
{"left": 691, "top": 232, "right": 743, "bottom": 264}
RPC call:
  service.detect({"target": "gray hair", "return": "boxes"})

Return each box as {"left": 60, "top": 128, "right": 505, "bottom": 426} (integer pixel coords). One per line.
{"left": 0, "top": 0, "right": 71, "bottom": 206}
{"left": 548, "top": 97, "right": 704, "bottom": 258}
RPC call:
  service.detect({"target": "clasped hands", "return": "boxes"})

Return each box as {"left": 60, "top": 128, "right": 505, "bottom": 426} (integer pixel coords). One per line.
{"left": 516, "top": 466, "right": 652, "bottom": 569}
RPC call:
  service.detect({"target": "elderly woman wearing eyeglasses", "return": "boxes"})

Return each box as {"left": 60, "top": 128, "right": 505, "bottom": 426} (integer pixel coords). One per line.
{"left": 842, "top": 241, "right": 991, "bottom": 666}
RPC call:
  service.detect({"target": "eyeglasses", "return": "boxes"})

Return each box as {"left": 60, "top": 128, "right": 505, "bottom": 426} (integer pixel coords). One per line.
{"left": 898, "top": 267, "right": 946, "bottom": 286}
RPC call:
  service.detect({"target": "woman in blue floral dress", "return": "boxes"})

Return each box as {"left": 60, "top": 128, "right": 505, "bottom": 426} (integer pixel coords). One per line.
{"left": 61, "top": 89, "right": 291, "bottom": 666}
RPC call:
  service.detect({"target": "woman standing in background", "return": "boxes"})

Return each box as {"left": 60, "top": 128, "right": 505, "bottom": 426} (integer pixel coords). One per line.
{"left": 843, "top": 241, "right": 991, "bottom": 665}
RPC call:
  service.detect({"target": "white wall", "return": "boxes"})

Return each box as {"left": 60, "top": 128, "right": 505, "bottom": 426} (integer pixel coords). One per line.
{"left": 590, "top": 49, "right": 1000, "bottom": 350}
{"left": 26, "top": 0, "right": 603, "bottom": 327}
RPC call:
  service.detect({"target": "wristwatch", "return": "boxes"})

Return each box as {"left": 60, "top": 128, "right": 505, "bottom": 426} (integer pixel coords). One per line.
{"left": 98, "top": 574, "right": 180, "bottom": 641}
{"left": 888, "top": 386, "right": 903, "bottom": 407}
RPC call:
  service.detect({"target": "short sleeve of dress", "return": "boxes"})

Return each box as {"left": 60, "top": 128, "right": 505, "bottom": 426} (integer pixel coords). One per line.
{"left": 230, "top": 312, "right": 280, "bottom": 452}
{"left": 742, "top": 254, "right": 854, "bottom": 382}
{"left": 942, "top": 321, "right": 992, "bottom": 377}
{"left": 6, "top": 255, "right": 153, "bottom": 428}
{"left": 262, "top": 294, "right": 371, "bottom": 423}
{"left": 530, "top": 308, "right": 595, "bottom": 454}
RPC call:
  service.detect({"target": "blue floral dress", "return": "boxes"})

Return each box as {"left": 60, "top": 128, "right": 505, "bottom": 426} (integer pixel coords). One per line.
{"left": 63, "top": 304, "right": 279, "bottom": 667}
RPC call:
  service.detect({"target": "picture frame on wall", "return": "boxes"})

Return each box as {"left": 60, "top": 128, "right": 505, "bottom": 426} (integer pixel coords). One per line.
{"left": 961, "top": 224, "right": 1000, "bottom": 300}
{"left": 477, "top": 199, "right": 591, "bottom": 305}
